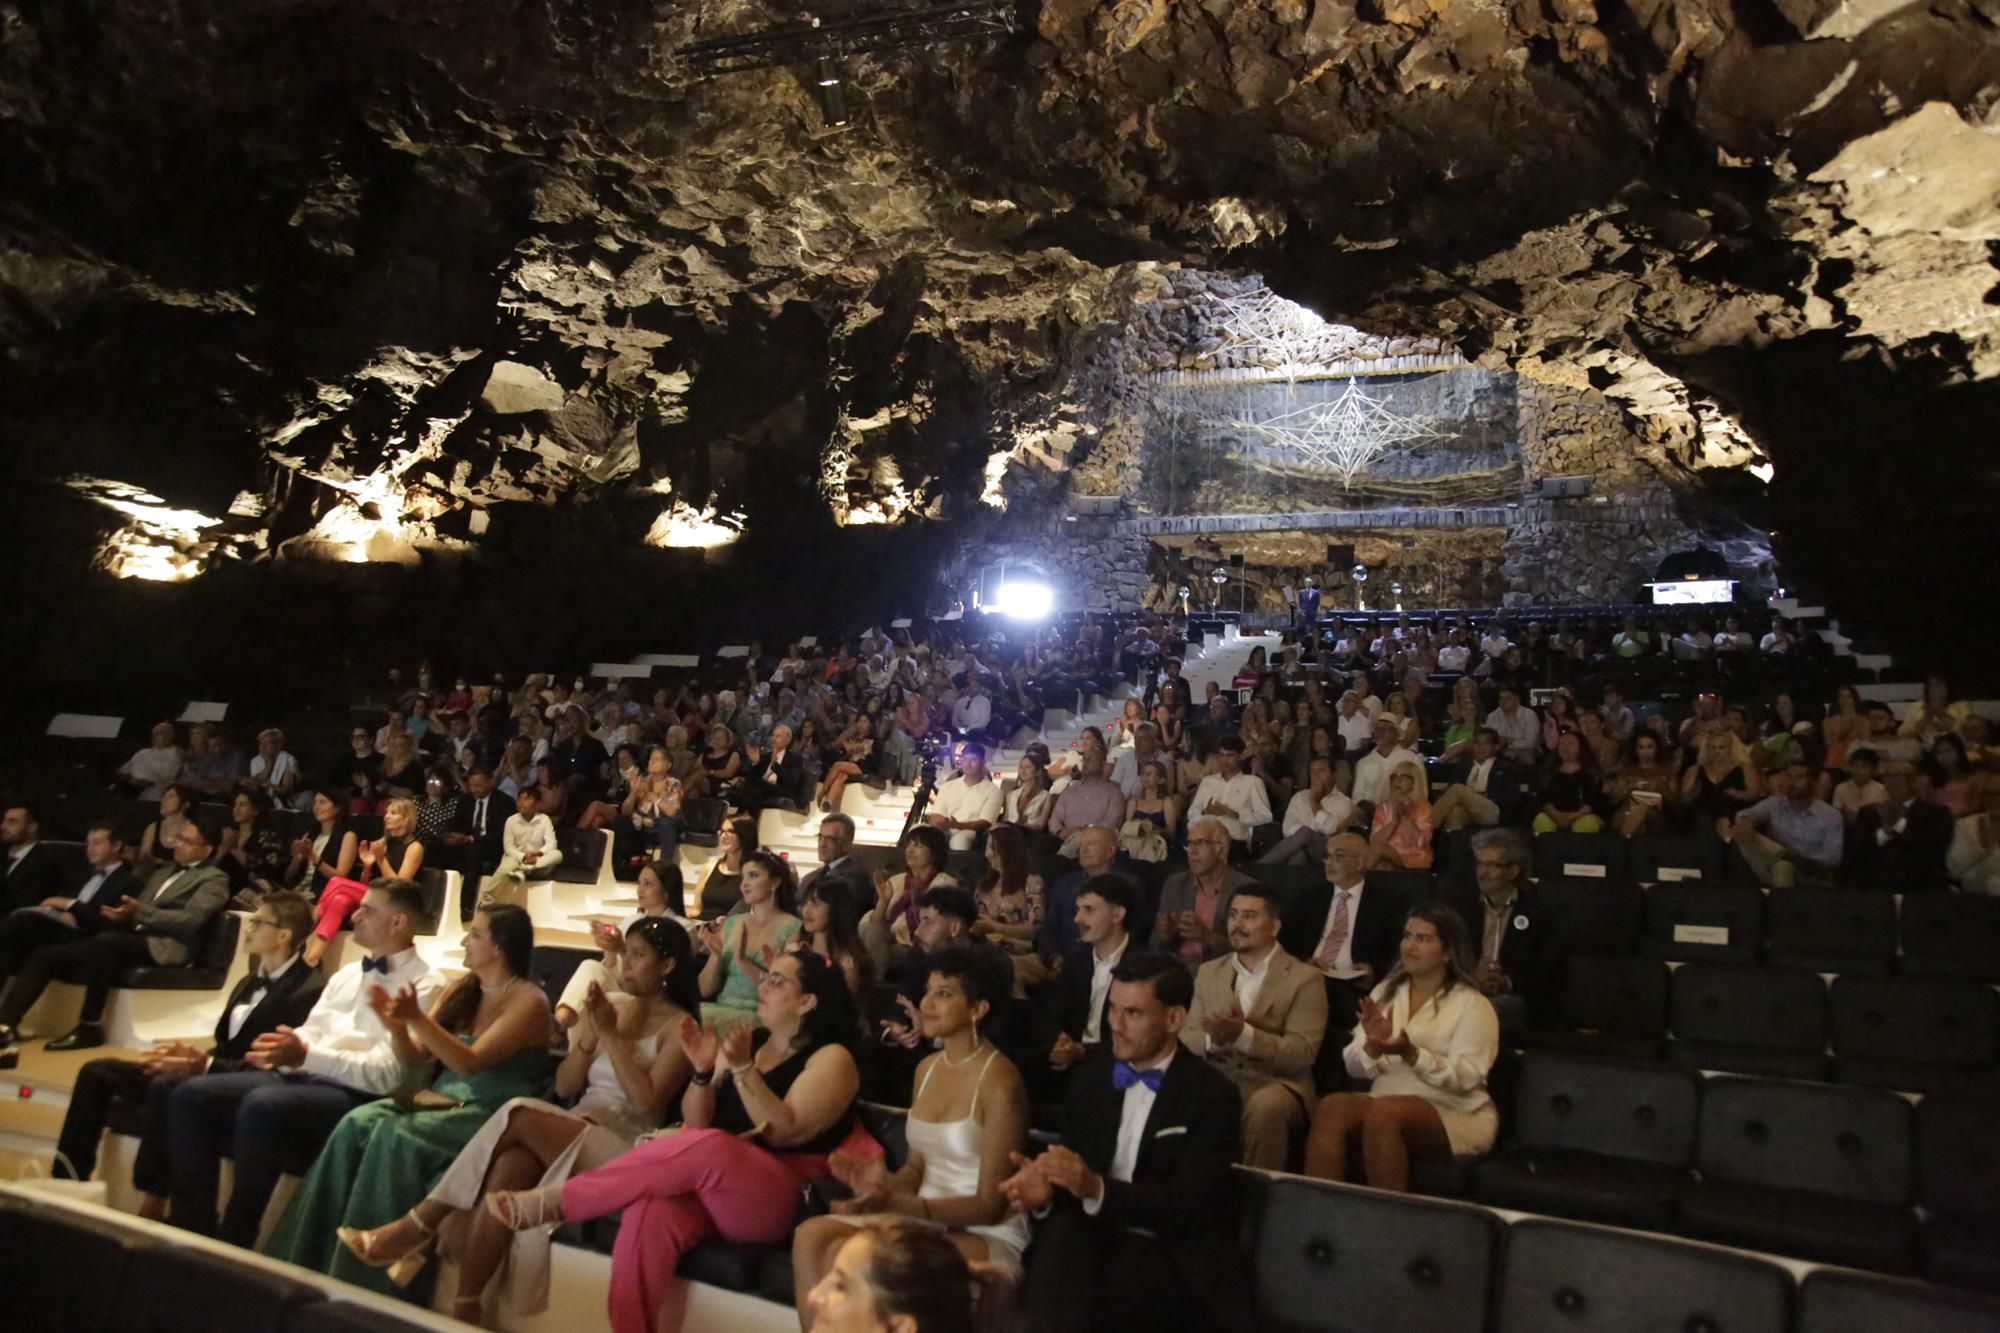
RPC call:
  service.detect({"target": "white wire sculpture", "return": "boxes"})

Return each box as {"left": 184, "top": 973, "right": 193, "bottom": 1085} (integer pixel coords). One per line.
{"left": 1229, "top": 380, "right": 1449, "bottom": 488}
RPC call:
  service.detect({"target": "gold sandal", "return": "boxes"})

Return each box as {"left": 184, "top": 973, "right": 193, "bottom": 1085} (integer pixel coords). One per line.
{"left": 336, "top": 1209, "right": 436, "bottom": 1288}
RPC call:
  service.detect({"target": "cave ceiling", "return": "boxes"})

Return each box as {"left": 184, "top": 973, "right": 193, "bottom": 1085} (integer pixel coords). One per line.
{"left": 2, "top": 0, "right": 1998, "bottom": 597}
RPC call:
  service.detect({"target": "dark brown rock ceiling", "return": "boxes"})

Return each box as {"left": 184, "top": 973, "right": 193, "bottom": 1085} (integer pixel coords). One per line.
{"left": 2, "top": 0, "right": 1997, "bottom": 662}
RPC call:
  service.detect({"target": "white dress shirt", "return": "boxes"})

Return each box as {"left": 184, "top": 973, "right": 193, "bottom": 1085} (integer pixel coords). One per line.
{"left": 295, "top": 947, "right": 446, "bottom": 1093}
{"left": 1313, "top": 880, "right": 1369, "bottom": 979}
{"left": 1188, "top": 773, "right": 1273, "bottom": 842}
{"left": 1283, "top": 789, "right": 1356, "bottom": 838}
{"left": 1081, "top": 1043, "right": 1178, "bottom": 1215}
{"left": 1484, "top": 706, "right": 1541, "bottom": 763}
{"left": 1462, "top": 756, "right": 1495, "bottom": 794}
{"left": 951, "top": 693, "right": 993, "bottom": 734}
{"left": 1352, "top": 746, "right": 1422, "bottom": 806}
{"left": 503, "top": 811, "right": 559, "bottom": 862}
{"left": 1336, "top": 711, "right": 1376, "bottom": 754}
{"left": 1083, "top": 934, "right": 1130, "bottom": 1045}
{"left": 1437, "top": 644, "right": 1470, "bottom": 672}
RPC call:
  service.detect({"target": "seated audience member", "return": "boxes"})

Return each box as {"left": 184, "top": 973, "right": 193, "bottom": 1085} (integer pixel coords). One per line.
{"left": 489, "top": 785, "right": 560, "bottom": 900}
{"left": 1, "top": 803, "right": 69, "bottom": 913}
{"left": 1044, "top": 875, "right": 1134, "bottom": 1083}
{"left": 247, "top": 727, "right": 300, "bottom": 806}
{"left": 1284, "top": 833, "right": 1410, "bottom": 1080}
{"left": 930, "top": 743, "right": 1003, "bottom": 852}
{"left": 1001, "top": 951, "right": 1242, "bottom": 1333}
{"left": 1831, "top": 747, "right": 1888, "bottom": 826}
{"left": 0, "top": 816, "right": 227, "bottom": 1055}
{"left": 1428, "top": 728, "right": 1528, "bottom": 832}
{"left": 697, "top": 850, "right": 803, "bottom": 1034}
{"left": 135, "top": 784, "right": 198, "bottom": 875}
{"left": 1681, "top": 730, "right": 1761, "bottom": 833}
{"left": 294, "top": 917, "right": 690, "bottom": 1300}
{"left": 683, "top": 723, "right": 743, "bottom": 802}
{"left": 1351, "top": 719, "right": 1423, "bottom": 810}
{"left": 971, "top": 824, "right": 1041, "bottom": 958}
{"left": 1599, "top": 686, "right": 1635, "bottom": 742}
{"left": 1532, "top": 732, "right": 1606, "bottom": 835}
{"left": 1183, "top": 737, "right": 1271, "bottom": 852}
{"left": 53, "top": 893, "right": 321, "bottom": 1206}
{"left": 794, "top": 944, "right": 1030, "bottom": 1308}
{"left": 1483, "top": 687, "right": 1541, "bottom": 767}
{"left": 805, "top": 1221, "right": 978, "bottom": 1333}
{"left": 1947, "top": 783, "right": 2000, "bottom": 895}
{"left": 865, "top": 825, "right": 957, "bottom": 965}
{"left": 802, "top": 814, "right": 871, "bottom": 909}
{"left": 1303, "top": 903, "right": 1500, "bottom": 1190}
{"left": 1446, "top": 829, "right": 1561, "bottom": 1037}
{"left": 285, "top": 791, "right": 360, "bottom": 900}
{"left": 694, "top": 815, "right": 758, "bottom": 920}
{"left": 1898, "top": 673, "right": 1970, "bottom": 748}
{"left": 816, "top": 716, "right": 877, "bottom": 815}
{"left": 1929, "top": 735, "right": 1979, "bottom": 817}
{"left": 0, "top": 820, "right": 140, "bottom": 1050}
{"left": 1854, "top": 761, "right": 1956, "bottom": 891}
{"left": 222, "top": 789, "right": 292, "bottom": 898}
{"left": 1157, "top": 820, "right": 1254, "bottom": 965}
{"left": 1609, "top": 732, "right": 1679, "bottom": 837}
{"left": 556, "top": 861, "right": 688, "bottom": 1029}
{"left": 1108, "top": 722, "right": 1168, "bottom": 800}
{"left": 1859, "top": 702, "right": 1924, "bottom": 765}
{"left": 1369, "top": 764, "right": 1435, "bottom": 868}
{"left": 794, "top": 874, "right": 877, "bottom": 1023}
{"left": 119, "top": 721, "right": 187, "bottom": 799}
{"left": 737, "top": 724, "right": 810, "bottom": 815}
{"left": 185, "top": 723, "right": 250, "bottom": 797}
{"left": 1048, "top": 750, "right": 1128, "bottom": 838}
{"left": 445, "top": 768, "right": 514, "bottom": 917}
{"left": 1263, "top": 756, "right": 1355, "bottom": 872}
{"left": 1000, "top": 752, "right": 1054, "bottom": 833}
{"left": 1019, "top": 826, "right": 1121, "bottom": 990}
{"left": 1181, "top": 886, "right": 1326, "bottom": 1169}
{"left": 616, "top": 746, "right": 683, "bottom": 865}
{"left": 1728, "top": 758, "right": 1844, "bottom": 888}
{"left": 167, "top": 879, "right": 447, "bottom": 1245}
{"left": 267, "top": 905, "right": 551, "bottom": 1299}
{"left": 308, "top": 797, "right": 425, "bottom": 967}
{"left": 877, "top": 888, "right": 984, "bottom": 1064}
{"left": 487, "top": 951, "right": 863, "bottom": 1333}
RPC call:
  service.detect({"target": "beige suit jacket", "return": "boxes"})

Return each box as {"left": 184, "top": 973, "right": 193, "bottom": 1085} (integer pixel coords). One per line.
{"left": 1181, "top": 946, "right": 1327, "bottom": 1109}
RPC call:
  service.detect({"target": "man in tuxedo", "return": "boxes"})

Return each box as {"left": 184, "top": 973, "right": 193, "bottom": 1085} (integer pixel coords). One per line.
{"left": 54, "top": 890, "right": 323, "bottom": 1201}
{"left": 1427, "top": 727, "right": 1535, "bottom": 831}
{"left": 0, "top": 817, "right": 228, "bottom": 1058}
{"left": 165, "top": 878, "right": 444, "bottom": 1246}
{"left": 1182, "top": 885, "right": 1326, "bottom": 1168}
{"left": 1446, "top": 827, "right": 1563, "bottom": 1038}
{"left": 1002, "top": 950, "right": 1245, "bottom": 1333}
{"left": 0, "top": 805, "right": 68, "bottom": 914}
{"left": 444, "top": 766, "right": 513, "bottom": 921}
{"left": 1281, "top": 833, "right": 1411, "bottom": 1091}
{"left": 0, "top": 820, "right": 138, "bottom": 991}
{"left": 1853, "top": 761, "right": 1956, "bottom": 891}
{"left": 737, "top": 724, "right": 809, "bottom": 814}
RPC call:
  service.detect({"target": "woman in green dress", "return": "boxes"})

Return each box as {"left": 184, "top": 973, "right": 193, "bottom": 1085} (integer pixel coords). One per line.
{"left": 263, "top": 904, "right": 551, "bottom": 1303}
{"left": 695, "top": 850, "right": 801, "bottom": 1035}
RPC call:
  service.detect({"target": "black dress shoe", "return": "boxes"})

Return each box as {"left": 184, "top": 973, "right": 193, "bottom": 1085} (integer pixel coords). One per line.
{"left": 0, "top": 1046, "right": 17, "bottom": 1071}
{"left": 0, "top": 1024, "right": 16, "bottom": 1048}
{"left": 46, "top": 1024, "right": 105, "bottom": 1053}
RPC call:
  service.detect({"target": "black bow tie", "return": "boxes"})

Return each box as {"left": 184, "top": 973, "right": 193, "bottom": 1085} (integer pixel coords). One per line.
{"left": 361, "top": 956, "right": 392, "bottom": 975}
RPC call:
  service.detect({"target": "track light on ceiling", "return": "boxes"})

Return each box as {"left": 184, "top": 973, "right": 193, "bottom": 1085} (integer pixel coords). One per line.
{"left": 816, "top": 57, "right": 841, "bottom": 86}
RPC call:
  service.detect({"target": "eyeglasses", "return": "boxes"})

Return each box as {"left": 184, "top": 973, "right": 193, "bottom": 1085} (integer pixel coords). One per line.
{"left": 247, "top": 916, "right": 280, "bottom": 929}
{"left": 758, "top": 970, "right": 801, "bottom": 990}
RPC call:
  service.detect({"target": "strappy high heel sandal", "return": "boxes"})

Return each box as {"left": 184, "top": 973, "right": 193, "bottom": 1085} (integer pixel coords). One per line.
{"left": 484, "top": 1186, "right": 561, "bottom": 1232}
{"left": 337, "top": 1209, "right": 436, "bottom": 1288}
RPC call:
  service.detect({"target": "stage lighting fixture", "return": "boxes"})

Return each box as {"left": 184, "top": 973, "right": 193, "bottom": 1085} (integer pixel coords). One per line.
{"left": 1350, "top": 564, "right": 1369, "bottom": 582}
{"left": 993, "top": 579, "right": 1053, "bottom": 621}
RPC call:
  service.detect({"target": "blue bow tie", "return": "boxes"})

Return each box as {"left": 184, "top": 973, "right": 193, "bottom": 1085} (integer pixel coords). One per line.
{"left": 361, "top": 956, "right": 392, "bottom": 975}
{"left": 1111, "top": 1061, "right": 1164, "bottom": 1093}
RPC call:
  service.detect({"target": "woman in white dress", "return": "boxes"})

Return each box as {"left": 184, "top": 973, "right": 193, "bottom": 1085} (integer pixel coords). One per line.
{"left": 1301, "top": 902, "right": 1500, "bottom": 1191}
{"left": 554, "top": 860, "right": 688, "bottom": 1029}
{"left": 337, "top": 917, "right": 698, "bottom": 1326}
{"left": 791, "top": 942, "right": 1031, "bottom": 1314}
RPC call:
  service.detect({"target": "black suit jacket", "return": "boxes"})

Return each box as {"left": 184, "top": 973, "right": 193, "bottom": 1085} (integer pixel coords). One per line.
{"left": 1436, "top": 756, "right": 1537, "bottom": 826}
{"left": 1445, "top": 884, "right": 1565, "bottom": 1018}
{"left": 68, "top": 864, "right": 141, "bottom": 932}
{"left": 452, "top": 789, "right": 516, "bottom": 855}
{"left": 1056, "top": 1042, "right": 1241, "bottom": 1243}
{"left": 1050, "top": 943, "right": 1116, "bottom": 1046}
{"left": 1858, "top": 798, "right": 1955, "bottom": 892}
{"left": 1280, "top": 878, "right": 1408, "bottom": 979}
{"left": 1, "top": 844, "right": 70, "bottom": 914}
{"left": 207, "top": 960, "right": 326, "bottom": 1067}
{"left": 747, "top": 750, "right": 808, "bottom": 806}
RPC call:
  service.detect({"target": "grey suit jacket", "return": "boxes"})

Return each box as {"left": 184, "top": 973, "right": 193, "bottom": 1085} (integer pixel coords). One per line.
{"left": 132, "top": 862, "right": 229, "bottom": 965}
{"left": 1154, "top": 866, "right": 1257, "bottom": 962}
{"left": 1180, "top": 947, "right": 1328, "bottom": 1109}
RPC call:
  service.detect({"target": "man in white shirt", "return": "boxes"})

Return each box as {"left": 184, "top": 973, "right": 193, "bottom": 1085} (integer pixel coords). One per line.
{"left": 118, "top": 721, "right": 185, "bottom": 800}
{"left": 1484, "top": 686, "right": 1541, "bottom": 766}
{"left": 929, "top": 743, "right": 1003, "bottom": 852}
{"left": 165, "top": 878, "right": 445, "bottom": 1245}
{"left": 950, "top": 676, "right": 995, "bottom": 739}
{"left": 1002, "top": 951, "right": 1242, "bottom": 1333}
{"left": 1351, "top": 719, "right": 1422, "bottom": 808}
{"left": 1436, "top": 636, "right": 1471, "bottom": 673}
{"left": 1947, "top": 784, "right": 2000, "bottom": 895}
{"left": 1478, "top": 623, "right": 1512, "bottom": 660}
{"left": 1049, "top": 877, "right": 1133, "bottom": 1074}
{"left": 1186, "top": 736, "right": 1273, "bottom": 848}
{"left": 1335, "top": 690, "right": 1376, "bottom": 756}
{"left": 1259, "top": 756, "right": 1357, "bottom": 865}
{"left": 1350, "top": 675, "right": 1385, "bottom": 722}
{"left": 1181, "top": 886, "right": 1326, "bottom": 1168}
{"left": 491, "top": 785, "right": 563, "bottom": 896}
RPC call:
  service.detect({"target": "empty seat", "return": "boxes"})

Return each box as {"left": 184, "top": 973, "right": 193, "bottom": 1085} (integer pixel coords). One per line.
{"left": 1365, "top": 868, "right": 1436, "bottom": 904}
{"left": 410, "top": 867, "right": 448, "bottom": 934}
{"left": 1532, "top": 878, "right": 1645, "bottom": 956}
{"left": 0, "top": 1194, "right": 150, "bottom": 1333}
{"left": 1473, "top": 1052, "right": 1697, "bottom": 1229}
{"left": 1627, "top": 833, "right": 1726, "bottom": 884}
{"left": 678, "top": 796, "right": 727, "bottom": 848}
{"left": 1526, "top": 956, "right": 1668, "bottom": 1061}
{"left": 1496, "top": 1216, "right": 1793, "bottom": 1333}
{"left": 1830, "top": 974, "right": 2000, "bottom": 1095}
{"left": 119, "top": 910, "right": 240, "bottom": 990}
{"left": 1667, "top": 963, "right": 1829, "bottom": 1080}
{"left": 1642, "top": 883, "right": 1764, "bottom": 963}
{"left": 111, "top": 1241, "right": 324, "bottom": 1333}
{"left": 552, "top": 826, "right": 607, "bottom": 884}
{"left": 1764, "top": 888, "right": 1897, "bottom": 975}
{"left": 1797, "top": 1267, "right": 2000, "bottom": 1333}
{"left": 1680, "top": 1076, "right": 1916, "bottom": 1272}
{"left": 1898, "top": 894, "right": 2000, "bottom": 982}
{"left": 1254, "top": 1176, "right": 1500, "bottom": 1333}
{"left": 1917, "top": 1094, "right": 2000, "bottom": 1292}
{"left": 1534, "top": 830, "right": 1627, "bottom": 883}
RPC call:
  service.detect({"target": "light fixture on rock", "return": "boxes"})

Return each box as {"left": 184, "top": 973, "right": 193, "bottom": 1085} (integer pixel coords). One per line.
{"left": 814, "top": 58, "right": 849, "bottom": 126}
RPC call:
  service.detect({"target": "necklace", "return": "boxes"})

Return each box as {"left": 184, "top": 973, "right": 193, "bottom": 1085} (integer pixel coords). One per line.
{"left": 481, "top": 976, "right": 518, "bottom": 999}
{"left": 938, "top": 1039, "right": 988, "bottom": 1068}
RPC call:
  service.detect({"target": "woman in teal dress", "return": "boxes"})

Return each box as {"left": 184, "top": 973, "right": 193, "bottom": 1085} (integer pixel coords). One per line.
{"left": 264, "top": 904, "right": 551, "bottom": 1303}
{"left": 695, "top": 850, "right": 801, "bottom": 1035}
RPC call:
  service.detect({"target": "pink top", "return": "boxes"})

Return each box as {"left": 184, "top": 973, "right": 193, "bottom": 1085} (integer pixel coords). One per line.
{"left": 1371, "top": 799, "right": 1436, "bottom": 869}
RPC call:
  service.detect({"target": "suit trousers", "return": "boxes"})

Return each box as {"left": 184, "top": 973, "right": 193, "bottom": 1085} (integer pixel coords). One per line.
{"left": 0, "top": 911, "right": 81, "bottom": 990}
{"left": 166, "top": 1069, "right": 373, "bottom": 1246}
{"left": 462, "top": 841, "right": 503, "bottom": 922}
{"left": 56, "top": 1057, "right": 188, "bottom": 1192}
{"left": 1024, "top": 1209, "right": 1241, "bottom": 1333}
{"left": 0, "top": 930, "right": 154, "bottom": 1028}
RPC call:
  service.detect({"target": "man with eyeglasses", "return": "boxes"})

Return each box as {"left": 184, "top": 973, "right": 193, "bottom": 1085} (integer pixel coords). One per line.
{"left": 332, "top": 724, "right": 383, "bottom": 793}
{"left": 52, "top": 891, "right": 323, "bottom": 1209}
{"left": 1154, "top": 819, "right": 1254, "bottom": 967}
{"left": 1446, "top": 827, "right": 1561, "bottom": 1039}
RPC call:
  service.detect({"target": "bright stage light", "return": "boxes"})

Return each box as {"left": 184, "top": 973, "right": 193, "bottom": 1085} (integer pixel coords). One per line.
{"left": 993, "top": 579, "right": 1053, "bottom": 621}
